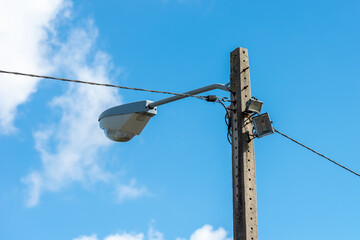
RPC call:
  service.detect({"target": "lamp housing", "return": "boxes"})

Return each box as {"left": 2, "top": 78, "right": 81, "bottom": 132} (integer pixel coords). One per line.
{"left": 252, "top": 112, "right": 274, "bottom": 138}
{"left": 245, "top": 99, "right": 263, "bottom": 114}
{"left": 98, "top": 100, "right": 157, "bottom": 142}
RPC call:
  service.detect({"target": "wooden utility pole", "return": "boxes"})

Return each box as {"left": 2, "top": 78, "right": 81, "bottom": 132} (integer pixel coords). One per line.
{"left": 230, "top": 47, "right": 259, "bottom": 240}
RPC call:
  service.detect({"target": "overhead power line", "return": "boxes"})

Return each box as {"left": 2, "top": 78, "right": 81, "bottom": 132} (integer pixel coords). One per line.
{"left": 0, "top": 69, "right": 210, "bottom": 101}
{"left": 274, "top": 128, "right": 360, "bottom": 177}
{"left": 6, "top": 69, "right": 357, "bottom": 177}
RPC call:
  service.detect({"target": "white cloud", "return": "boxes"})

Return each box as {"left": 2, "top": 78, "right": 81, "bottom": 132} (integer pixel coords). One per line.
{"left": 74, "top": 223, "right": 164, "bottom": 240}
{"left": 0, "top": 0, "right": 68, "bottom": 134}
{"left": 116, "top": 179, "right": 147, "bottom": 203}
{"left": 73, "top": 224, "right": 231, "bottom": 240}
{"left": 73, "top": 232, "right": 144, "bottom": 240}
{"left": 74, "top": 235, "right": 98, "bottom": 240}
{"left": 148, "top": 221, "right": 164, "bottom": 240}
{"left": 104, "top": 233, "right": 144, "bottom": 240}
{"left": 189, "top": 225, "right": 231, "bottom": 240}
{"left": 148, "top": 227, "right": 163, "bottom": 240}
{"left": 0, "top": 0, "right": 147, "bottom": 207}
{"left": 22, "top": 20, "right": 125, "bottom": 206}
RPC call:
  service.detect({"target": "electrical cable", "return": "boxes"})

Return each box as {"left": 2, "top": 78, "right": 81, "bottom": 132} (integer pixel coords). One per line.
{"left": 274, "top": 128, "right": 360, "bottom": 177}
{"left": 0, "top": 69, "right": 234, "bottom": 140}
{"left": 217, "top": 100, "right": 232, "bottom": 144}
{"left": 0, "top": 69, "right": 209, "bottom": 101}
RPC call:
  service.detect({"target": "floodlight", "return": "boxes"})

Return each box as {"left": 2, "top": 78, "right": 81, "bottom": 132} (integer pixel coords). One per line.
{"left": 245, "top": 99, "right": 263, "bottom": 114}
{"left": 98, "top": 100, "right": 157, "bottom": 142}
{"left": 252, "top": 113, "right": 274, "bottom": 138}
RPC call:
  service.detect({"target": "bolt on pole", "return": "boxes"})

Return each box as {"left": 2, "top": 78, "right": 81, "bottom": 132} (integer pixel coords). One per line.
{"left": 230, "top": 47, "right": 259, "bottom": 240}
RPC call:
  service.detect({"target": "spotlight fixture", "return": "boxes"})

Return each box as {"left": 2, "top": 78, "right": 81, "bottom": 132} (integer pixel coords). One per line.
{"left": 252, "top": 113, "right": 274, "bottom": 138}
{"left": 245, "top": 99, "right": 263, "bottom": 114}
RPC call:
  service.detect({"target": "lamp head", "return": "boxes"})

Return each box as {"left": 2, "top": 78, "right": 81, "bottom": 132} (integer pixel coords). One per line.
{"left": 245, "top": 99, "right": 263, "bottom": 114}
{"left": 98, "top": 100, "right": 157, "bottom": 142}
{"left": 252, "top": 112, "right": 274, "bottom": 138}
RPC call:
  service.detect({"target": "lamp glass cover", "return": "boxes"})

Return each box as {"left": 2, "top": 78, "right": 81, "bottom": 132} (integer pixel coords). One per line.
{"left": 246, "top": 99, "right": 263, "bottom": 114}
{"left": 104, "top": 129, "right": 135, "bottom": 142}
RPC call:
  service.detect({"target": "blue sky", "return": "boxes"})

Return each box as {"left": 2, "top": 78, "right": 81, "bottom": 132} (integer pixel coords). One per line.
{"left": 1, "top": 0, "right": 360, "bottom": 239}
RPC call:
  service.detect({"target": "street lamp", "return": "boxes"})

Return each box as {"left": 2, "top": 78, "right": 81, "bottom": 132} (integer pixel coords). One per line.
{"left": 98, "top": 47, "right": 275, "bottom": 240}
{"left": 98, "top": 100, "right": 157, "bottom": 142}
{"left": 98, "top": 83, "right": 229, "bottom": 142}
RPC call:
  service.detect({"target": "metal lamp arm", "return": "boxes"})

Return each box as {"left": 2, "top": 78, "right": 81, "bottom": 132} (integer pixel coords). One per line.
{"left": 148, "top": 83, "right": 230, "bottom": 108}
